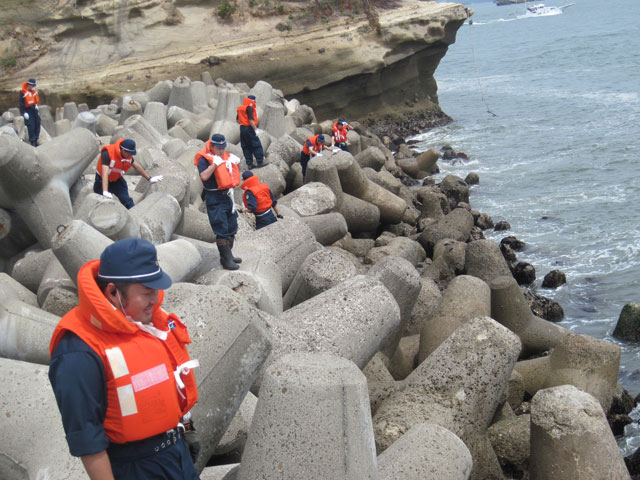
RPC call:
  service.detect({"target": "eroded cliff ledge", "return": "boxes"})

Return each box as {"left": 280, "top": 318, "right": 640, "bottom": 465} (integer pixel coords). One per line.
{"left": 0, "top": 0, "right": 471, "bottom": 135}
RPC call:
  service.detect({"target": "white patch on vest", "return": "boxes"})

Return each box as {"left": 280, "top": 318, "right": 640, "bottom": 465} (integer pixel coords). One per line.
{"left": 131, "top": 364, "right": 169, "bottom": 392}
{"left": 90, "top": 315, "right": 102, "bottom": 329}
{"left": 116, "top": 384, "right": 138, "bottom": 417}
{"left": 105, "top": 347, "right": 129, "bottom": 379}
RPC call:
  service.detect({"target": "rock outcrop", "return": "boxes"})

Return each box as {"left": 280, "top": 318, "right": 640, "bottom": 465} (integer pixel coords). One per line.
{"left": 0, "top": 0, "right": 471, "bottom": 136}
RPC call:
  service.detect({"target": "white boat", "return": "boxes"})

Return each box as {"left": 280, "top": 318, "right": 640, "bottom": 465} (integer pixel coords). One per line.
{"left": 520, "top": 2, "right": 575, "bottom": 17}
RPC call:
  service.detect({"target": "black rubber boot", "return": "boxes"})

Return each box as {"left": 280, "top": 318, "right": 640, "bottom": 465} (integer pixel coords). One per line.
{"left": 216, "top": 239, "right": 239, "bottom": 270}
{"left": 229, "top": 237, "right": 242, "bottom": 264}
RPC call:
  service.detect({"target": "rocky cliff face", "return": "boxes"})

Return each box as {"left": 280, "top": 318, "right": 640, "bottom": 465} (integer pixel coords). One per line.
{"left": 0, "top": 0, "right": 471, "bottom": 134}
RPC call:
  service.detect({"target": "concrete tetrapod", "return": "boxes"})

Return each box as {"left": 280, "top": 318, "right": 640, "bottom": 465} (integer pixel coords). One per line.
{"left": 129, "top": 191, "right": 183, "bottom": 244}
{"left": 367, "top": 256, "right": 421, "bottom": 358}
{"left": 162, "top": 283, "right": 272, "bottom": 473}
{"left": 51, "top": 219, "right": 113, "bottom": 283}
{"left": 239, "top": 217, "right": 321, "bottom": 293}
{"left": 301, "top": 212, "right": 348, "bottom": 245}
{"left": 155, "top": 239, "right": 203, "bottom": 284}
{"left": 373, "top": 316, "right": 521, "bottom": 480}
{"left": 0, "top": 286, "right": 59, "bottom": 365}
{"left": 74, "top": 193, "right": 142, "bottom": 241}
{"left": 377, "top": 423, "right": 472, "bottom": 480}
{"left": 167, "top": 75, "right": 195, "bottom": 112}
{"left": 237, "top": 353, "right": 378, "bottom": 480}
{"left": 490, "top": 275, "right": 569, "bottom": 358}
{"left": 530, "top": 385, "right": 630, "bottom": 480}
{"left": 0, "top": 128, "right": 99, "bottom": 248}
{"left": 336, "top": 152, "right": 406, "bottom": 224}
{"left": 283, "top": 248, "right": 359, "bottom": 309}
{"left": 257, "top": 275, "right": 401, "bottom": 390}
{"left": 0, "top": 357, "right": 86, "bottom": 479}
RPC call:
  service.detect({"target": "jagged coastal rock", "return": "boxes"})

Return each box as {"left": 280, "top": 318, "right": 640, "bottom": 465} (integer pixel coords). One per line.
{"left": 0, "top": 0, "right": 471, "bottom": 136}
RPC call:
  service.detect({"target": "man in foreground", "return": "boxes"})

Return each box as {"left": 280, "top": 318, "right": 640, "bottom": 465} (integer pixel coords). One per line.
{"left": 94, "top": 138, "right": 163, "bottom": 209}
{"left": 49, "top": 238, "right": 200, "bottom": 479}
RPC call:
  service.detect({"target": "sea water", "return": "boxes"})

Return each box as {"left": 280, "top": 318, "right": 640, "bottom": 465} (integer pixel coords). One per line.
{"left": 411, "top": 0, "right": 640, "bottom": 453}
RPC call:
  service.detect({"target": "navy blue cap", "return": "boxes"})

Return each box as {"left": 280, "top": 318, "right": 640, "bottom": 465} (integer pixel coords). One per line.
{"left": 98, "top": 238, "right": 172, "bottom": 290}
{"left": 120, "top": 139, "right": 136, "bottom": 155}
{"left": 247, "top": 95, "right": 256, "bottom": 100}
{"left": 27, "top": 78, "right": 36, "bottom": 86}
{"left": 317, "top": 134, "right": 325, "bottom": 144}
{"left": 210, "top": 134, "right": 226, "bottom": 148}
{"left": 242, "top": 170, "right": 254, "bottom": 180}
{"left": 337, "top": 118, "right": 345, "bottom": 124}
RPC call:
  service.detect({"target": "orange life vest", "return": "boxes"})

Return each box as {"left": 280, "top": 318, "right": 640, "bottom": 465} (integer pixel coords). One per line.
{"left": 194, "top": 142, "right": 240, "bottom": 190}
{"left": 21, "top": 82, "right": 39, "bottom": 108}
{"left": 241, "top": 175, "right": 273, "bottom": 213}
{"left": 97, "top": 139, "right": 134, "bottom": 182}
{"left": 237, "top": 97, "right": 258, "bottom": 127}
{"left": 49, "top": 260, "right": 198, "bottom": 444}
{"left": 332, "top": 122, "right": 349, "bottom": 143}
{"left": 302, "top": 134, "right": 324, "bottom": 155}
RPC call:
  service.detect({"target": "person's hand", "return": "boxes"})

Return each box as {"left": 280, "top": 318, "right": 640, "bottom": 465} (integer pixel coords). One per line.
{"left": 35, "top": 105, "right": 39, "bottom": 111}
{"left": 277, "top": 214, "right": 284, "bottom": 219}
{"left": 149, "top": 175, "right": 163, "bottom": 183}
{"left": 23, "top": 112, "right": 29, "bottom": 120}
{"left": 102, "top": 191, "right": 113, "bottom": 199}
{"left": 255, "top": 129, "right": 260, "bottom": 136}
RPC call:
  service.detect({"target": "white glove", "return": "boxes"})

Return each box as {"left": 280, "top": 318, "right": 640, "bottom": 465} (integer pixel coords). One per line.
{"left": 102, "top": 191, "right": 113, "bottom": 199}
{"left": 315, "top": 153, "right": 323, "bottom": 157}
{"left": 149, "top": 175, "right": 163, "bottom": 183}
{"left": 23, "top": 113, "right": 29, "bottom": 120}
{"left": 35, "top": 105, "right": 39, "bottom": 111}
{"left": 255, "top": 129, "right": 260, "bottom": 136}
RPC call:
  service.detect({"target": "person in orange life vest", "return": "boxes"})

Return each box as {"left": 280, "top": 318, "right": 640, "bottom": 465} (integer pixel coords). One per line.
{"left": 240, "top": 170, "right": 283, "bottom": 230}
{"left": 331, "top": 118, "right": 354, "bottom": 152}
{"left": 236, "top": 95, "right": 266, "bottom": 169}
{"left": 194, "top": 133, "right": 242, "bottom": 271}
{"left": 93, "top": 138, "right": 163, "bottom": 209}
{"left": 19, "top": 78, "right": 41, "bottom": 146}
{"left": 48, "top": 238, "right": 201, "bottom": 480}
{"left": 300, "top": 133, "right": 330, "bottom": 176}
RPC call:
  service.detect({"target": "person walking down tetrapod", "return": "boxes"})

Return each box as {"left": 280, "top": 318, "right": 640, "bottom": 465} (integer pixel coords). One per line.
{"left": 194, "top": 133, "right": 243, "bottom": 270}
{"left": 237, "top": 95, "right": 267, "bottom": 169}
{"left": 19, "top": 78, "right": 41, "bottom": 146}
{"left": 331, "top": 118, "right": 354, "bottom": 152}
{"left": 299, "top": 133, "right": 331, "bottom": 177}
{"left": 94, "top": 138, "right": 163, "bottom": 209}
{"left": 48, "top": 238, "right": 201, "bottom": 480}
{"left": 240, "top": 170, "right": 283, "bottom": 230}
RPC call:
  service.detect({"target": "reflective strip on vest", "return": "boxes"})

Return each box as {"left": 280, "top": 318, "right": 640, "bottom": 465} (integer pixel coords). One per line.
{"left": 117, "top": 384, "right": 138, "bottom": 417}
{"left": 106, "top": 347, "right": 129, "bottom": 378}
{"left": 131, "top": 364, "right": 170, "bottom": 392}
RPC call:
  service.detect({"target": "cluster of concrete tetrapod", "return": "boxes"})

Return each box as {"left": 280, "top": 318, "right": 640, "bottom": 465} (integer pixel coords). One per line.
{"left": 0, "top": 73, "right": 630, "bottom": 479}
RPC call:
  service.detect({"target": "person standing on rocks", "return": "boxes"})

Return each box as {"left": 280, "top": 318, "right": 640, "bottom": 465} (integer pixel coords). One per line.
{"left": 300, "top": 133, "right": 330, "bottom": 176}
{"left": 19, "top": 78, "right": 41, "bottom": 146}
{"left": 94, "top": 138, "right": 163, "bottom": 209}
{"left": 236, "top": 95, "right": 266, "bottom": 168}
{"left": 240, "top": 170, "right": 282, "bottom": 230}
{"left": 48, "top": 238, "right": 201, "bottom": 480}
{"left": 194, "top": 133, "right": 243, "bottom": 270}
{"left": 330, "top": 118, "right": 354, "bottom": 152}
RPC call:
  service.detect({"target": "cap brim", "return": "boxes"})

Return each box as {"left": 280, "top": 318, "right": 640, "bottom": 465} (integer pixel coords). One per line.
{"left": 140, "top": 271, "right": 173, "bottom": 290}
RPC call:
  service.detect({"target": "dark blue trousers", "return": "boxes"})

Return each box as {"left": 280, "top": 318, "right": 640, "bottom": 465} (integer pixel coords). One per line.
{"left": 93, "top": 174, "right": 135, "bottom": 209}
{"left": 108, "top": 431, "right": 200, "bottom": 480}
{"left": 255, "top": 209, "right": 277, "bottom": 229}
{"left": 240, "top": 125, "right": 264, "bottom": 167}
{"left": 299, "top": 152, "right": 311, "bottom": 176}
{"left": 204, "top": 190, "right": 238, "bottom": 239}
{"left": 25, "top": 108, "right": 41, "bottom": 146}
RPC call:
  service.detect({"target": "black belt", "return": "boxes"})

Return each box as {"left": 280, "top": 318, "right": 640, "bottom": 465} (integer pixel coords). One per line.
{"left": 107, "top": 428, "right": 183, "bottom": 460}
